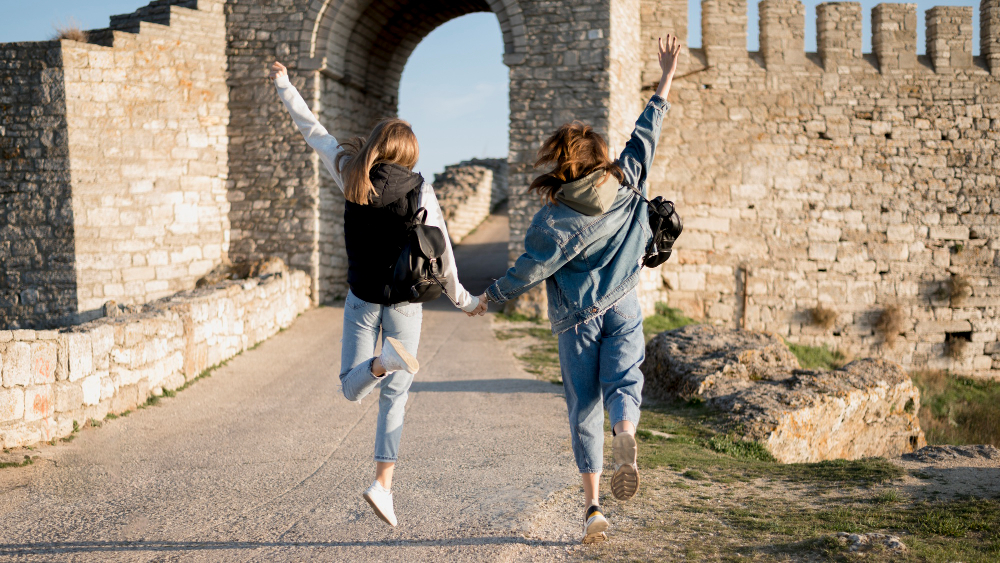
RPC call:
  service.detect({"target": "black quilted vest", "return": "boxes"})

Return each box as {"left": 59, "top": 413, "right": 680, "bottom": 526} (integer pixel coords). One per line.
{"left": 344, "top": 163, "right": 424, "bottom": 305}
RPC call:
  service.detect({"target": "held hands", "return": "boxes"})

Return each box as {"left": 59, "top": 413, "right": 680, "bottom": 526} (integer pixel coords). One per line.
{"left": 268, "top": 61, "right": 288, "bottom": 82}
{"left": 465, "top": 294, "right": 489, "bottom": 317}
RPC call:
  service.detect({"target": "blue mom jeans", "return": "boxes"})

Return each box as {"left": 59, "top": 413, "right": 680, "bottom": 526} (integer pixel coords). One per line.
{"left": 557, "top": 289, "right": 644, "bottom": 474}
{"left": 340, "top": 290, "right": 422, "bottom": 463}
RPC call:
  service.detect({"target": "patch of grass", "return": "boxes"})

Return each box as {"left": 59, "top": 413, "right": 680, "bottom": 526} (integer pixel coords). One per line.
{"left": 643, "top": 302, "right": 697, "bottom": 341}
{"left": 635, "top": 402, "right": 902, "bottom": 487}
{"left": 936, "top": 273, "right": 973, "bottom": 305}
{"left": 876, "top": 304, "right": 905, "bottom": 345}
{"left": 706, "top": 434, "right": 776, "bottom": 462}
{"left": 912, "top": 370, "right": 1000, "bottom": 447}
{"left": 52, "top": 20, "right": 88, "bottom": 43}
{"left": 945, "top": 335, "right": 969, "bottom": 359}
{"left": 494, "top": 311, "right": 543, "bottom": 324}
{"left": 683, "top": 469, "right": 705, "bottom": 480}
{"left": 493, "top": 319, "right": 562, "bottom": 384}
{"left": 786, "top": 342, "right": 847, "bottom": 370}
{"left": 809, "top": 305, "right": 837, "bottom": 330}
{"left": 873, "top": 488, "right": 904, "bottom": 505}
{"left": 0, "top": 455, "right": 34, "bottom": 470}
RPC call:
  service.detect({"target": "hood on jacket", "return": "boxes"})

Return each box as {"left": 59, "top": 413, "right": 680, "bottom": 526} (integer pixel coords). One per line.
{"left": 367, "top": 162, "right": 424, "bottom": 208}
{"left": 556, "top": 170, "right": 620, "bottom": 216}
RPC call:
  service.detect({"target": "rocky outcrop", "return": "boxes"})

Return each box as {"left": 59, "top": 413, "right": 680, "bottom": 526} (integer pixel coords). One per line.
{"left": 643, "top": 325, "right": 927, "bottom": 463}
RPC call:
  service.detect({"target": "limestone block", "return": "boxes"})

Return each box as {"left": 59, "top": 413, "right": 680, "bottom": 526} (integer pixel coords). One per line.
{"left": 3, "top": 343, "right": 31, "bottom": 388}
{"left": 30, "top": 342, "right": 57, "bottom": 384}
{"left": 643, "top": 325, "right": 926, "bottom": 462}
{"left": 0, "top": 388, "right": 25, "bottom": 423}
{"left": 886, "top": 224, "right": 915, "bottom": 242}
{"left": 930, "top": 226, "right": 970, "bottom": 240}
{"left": 81, "top": 375, "right": 102, "bottom": 406}
{"left": 66, "top": 333, "right": 94, "bottom": 382}
{"left": 809, "top": 243, "right": 838, "bottom": 261}
{"left": 23, "top": 385, "right": 52, "bottom": 423}
{"left": 53, "top": 382, "right": 84, "bottom": 413}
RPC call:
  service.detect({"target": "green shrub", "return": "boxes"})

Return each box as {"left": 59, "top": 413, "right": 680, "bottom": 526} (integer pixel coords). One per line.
{"left": 785, "top": 342, "right": 847, "bottom": 370}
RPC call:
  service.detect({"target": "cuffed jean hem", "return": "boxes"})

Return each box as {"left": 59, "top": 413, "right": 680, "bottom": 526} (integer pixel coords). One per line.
{"left": 609, "top": 394, "right": 641, "bottom": 434}
{"left": 374, "top": 456, "right": 397, "bottom": 463}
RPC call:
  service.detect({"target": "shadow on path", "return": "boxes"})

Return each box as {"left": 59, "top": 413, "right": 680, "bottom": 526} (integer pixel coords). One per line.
{"left": 0, "top": 537, "right": 571, "bottom": 556}
{"left": 410, "top": 378, "right": 562, "bottom": 394}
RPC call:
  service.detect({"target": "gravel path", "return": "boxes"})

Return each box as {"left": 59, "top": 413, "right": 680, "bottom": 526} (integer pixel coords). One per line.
{"left": 0, "top": 211, "right": 582, "bottom": 562}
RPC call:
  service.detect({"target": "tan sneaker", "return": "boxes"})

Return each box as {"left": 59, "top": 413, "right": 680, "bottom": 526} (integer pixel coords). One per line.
{"left": 610, "top": 432, "right": 639, "bottom": 501}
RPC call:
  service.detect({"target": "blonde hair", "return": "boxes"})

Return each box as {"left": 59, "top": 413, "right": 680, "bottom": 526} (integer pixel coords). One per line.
{"left": 336, "top": 118, "right": 420, "bottom": 204}
{"left": 529, "top": 121, "right": 624, "bottom": 204}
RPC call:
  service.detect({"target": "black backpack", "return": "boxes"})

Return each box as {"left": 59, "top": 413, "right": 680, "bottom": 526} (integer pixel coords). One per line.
{"left": 625, "top": 181, "right": 683, "bottom": 268}
{"left": 384, "top": 208, "right": 451, "bottom": 304}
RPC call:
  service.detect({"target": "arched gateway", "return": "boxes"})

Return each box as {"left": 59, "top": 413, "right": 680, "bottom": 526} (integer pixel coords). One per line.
{"left": 4, "top": 0, "right": 999, "bottom": 375}
{"left": 224, "top": 0, "right": 642, "bottom": 306}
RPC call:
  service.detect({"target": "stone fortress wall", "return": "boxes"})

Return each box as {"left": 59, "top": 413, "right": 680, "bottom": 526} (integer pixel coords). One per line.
{"left": 1, "top": 0, "right": 230, "bottom": 329}
{"left": 2, "top": 0, "right": 998, "bottom": 379}
{"left": 433, "top": 158, "right": 509, "bottom": 244}
{"left": 636, "top": 0, "right": 1000, "bottom": 378}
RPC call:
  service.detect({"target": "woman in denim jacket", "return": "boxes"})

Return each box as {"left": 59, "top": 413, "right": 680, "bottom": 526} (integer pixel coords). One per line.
{"left": 472, "top": 35, "right": 681, "bottom": 543}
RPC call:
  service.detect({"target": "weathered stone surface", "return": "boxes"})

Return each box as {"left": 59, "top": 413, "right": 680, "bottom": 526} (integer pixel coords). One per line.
{"left": 0, "top": 388, "right": 25, "bottom": 423}
{"left": 2, "top": 343, "right": 32, "bottom": 388}
{"left": 644, "top": 325, "right": 926, "bottom": 462}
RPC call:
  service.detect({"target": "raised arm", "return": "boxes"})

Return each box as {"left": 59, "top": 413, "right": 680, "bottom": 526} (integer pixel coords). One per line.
{"left": 269, "top": 61, "right": 346, "bottom": 191}
{"left": 617, "top": 35, "right": 680, "bottom": 193}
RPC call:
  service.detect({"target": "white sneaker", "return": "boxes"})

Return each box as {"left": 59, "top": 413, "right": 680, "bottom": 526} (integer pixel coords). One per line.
{"left": 363, "top": 481, "right": 398, "bottom": 527}
{"left": 582, "top": 504, "right": 608, "bottom": 544}
{"left": 379, "top": 337, "right": 419, "bottom": 374}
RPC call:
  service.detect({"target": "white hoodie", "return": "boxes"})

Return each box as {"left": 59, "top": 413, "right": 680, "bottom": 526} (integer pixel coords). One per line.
{"left": 273, "top": 74, "right": 478, "bottom": 312}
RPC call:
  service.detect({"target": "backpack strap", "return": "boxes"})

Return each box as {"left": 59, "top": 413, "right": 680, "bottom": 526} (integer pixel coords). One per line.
{"left": 407, "top": 207, "right": 429, "bottom": 227}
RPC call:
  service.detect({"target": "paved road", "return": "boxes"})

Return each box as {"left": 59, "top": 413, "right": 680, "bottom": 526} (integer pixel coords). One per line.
{"left": 0, "top": 211, "right": 580, "bottom": 561}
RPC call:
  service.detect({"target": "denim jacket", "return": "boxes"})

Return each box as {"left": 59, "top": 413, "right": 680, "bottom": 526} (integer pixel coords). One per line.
{"left": 486, "top": 96, "right": 670, "bottom": 334}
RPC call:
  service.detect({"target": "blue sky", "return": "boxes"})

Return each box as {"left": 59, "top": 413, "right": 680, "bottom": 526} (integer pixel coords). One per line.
{"left": 4, "top": 1, "right": 981, "bottom": 178}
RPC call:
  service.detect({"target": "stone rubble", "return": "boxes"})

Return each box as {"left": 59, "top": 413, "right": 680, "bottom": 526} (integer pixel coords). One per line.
{"left": 834, "top": 532, "right": 907, "bottom": 553}
{"left": 643, "top": 324, "right": 927, "bottom": 462}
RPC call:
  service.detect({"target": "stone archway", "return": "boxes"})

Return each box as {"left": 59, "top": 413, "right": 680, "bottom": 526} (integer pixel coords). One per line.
{"left": 297, "top": 0, "right": 525, "bottom": 300}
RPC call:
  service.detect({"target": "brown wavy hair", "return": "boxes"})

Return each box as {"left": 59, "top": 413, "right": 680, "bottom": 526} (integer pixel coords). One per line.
{"left": 336, "top": 117, "right": 419, "bottom": 204}
{"left": 528, "top": 121, "right": 625, "bottom": 204}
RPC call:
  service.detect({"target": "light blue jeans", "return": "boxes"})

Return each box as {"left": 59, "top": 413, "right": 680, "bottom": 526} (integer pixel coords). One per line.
{"left": 557, "top": 289, "right": 644, "bottom": 474}
{"left": 340, "top": 290, "right": 422, "bottom": 463}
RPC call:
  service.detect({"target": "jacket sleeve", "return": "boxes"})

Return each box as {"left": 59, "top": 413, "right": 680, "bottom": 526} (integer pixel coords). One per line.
{"left": 419, "top": 184, "right": 478, "bottom": 312}
{"left": 274, "top": 74, "right": 347, "bottom": 192}
{"left": 485, "top": 223, "right": 570, "bottom": 305}
{"left": 617, "top": 95, "right": 671, "bottom": 197}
